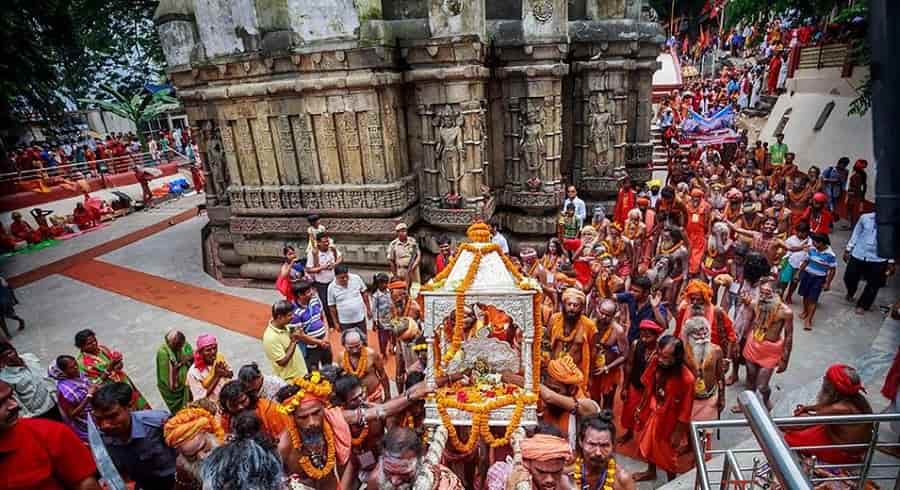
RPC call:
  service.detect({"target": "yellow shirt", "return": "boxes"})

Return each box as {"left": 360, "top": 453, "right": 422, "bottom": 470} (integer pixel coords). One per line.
{"left": 262, "top": 320, "right": 308, "bottom": 381}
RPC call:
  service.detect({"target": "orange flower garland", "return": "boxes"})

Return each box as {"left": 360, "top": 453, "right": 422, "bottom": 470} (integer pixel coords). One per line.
{"left": 341, "top": 348, "right": 368, "bottom": 379}
{"left": 351, "top": 424, "right": 369, "bottom": 447}
{"left": 438, "top": 403, "right": 482, "bottom": 453}
{"left": 286, "top": 419, "right": 337, "bottom": 480}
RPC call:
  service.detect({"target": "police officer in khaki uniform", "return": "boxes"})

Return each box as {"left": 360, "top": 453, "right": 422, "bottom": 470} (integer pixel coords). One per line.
{"left": 388, "top": 223, "right": 420, "bottom": 285}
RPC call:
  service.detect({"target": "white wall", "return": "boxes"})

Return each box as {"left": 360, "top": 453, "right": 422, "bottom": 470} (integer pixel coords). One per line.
{"left": 85, "top": 110, "right": 137, "bottom": 135}
{"left": 759, "top": 69, "right": 875, "bottom": 200}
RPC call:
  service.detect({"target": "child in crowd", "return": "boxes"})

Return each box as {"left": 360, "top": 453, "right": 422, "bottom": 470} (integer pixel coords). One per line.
{"left": 780, "top": 222, "right": 811, "bottom": 303}
{"left": 797, "top": 233, "right": 837, "bottom": 330}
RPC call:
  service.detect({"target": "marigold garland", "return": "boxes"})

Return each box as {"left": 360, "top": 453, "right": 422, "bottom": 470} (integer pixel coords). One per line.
{"left": 341, "top": 348, "right": 368, "bottom": 379}
{"left": 351, "top": 424, "right": 369, "bottom": 447}
{"left": 277, "top": 371, "right": 331, "bottom": 415}
{"left": 285, "top": 419, "right": 337, "bottom": 481}
{"left": 572, "top": 457, "right": 616, "bottom": 490}
{"left": 437, "top": 403, "right": 482, "bottom": 454}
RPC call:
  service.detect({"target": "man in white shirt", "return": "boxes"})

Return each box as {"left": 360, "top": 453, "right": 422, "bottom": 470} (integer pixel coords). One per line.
{"left": 843, "top": 212, "right": 896, "bottom": 314}
{"left": 562, "top": 185, "right": 587, "bottom": 224}
{"left": 306, "top": 232, "right": 341, "bottom": 328}
{"left": 327, "top": 263, "right": 371, "bottom": 335}
{"left": 490, "top": 220, "right": 510, "bottom": 254}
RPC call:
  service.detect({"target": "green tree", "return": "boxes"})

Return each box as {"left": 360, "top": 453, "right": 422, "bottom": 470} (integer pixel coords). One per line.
{"left": 79, "top": 86, "right": 180, "bottom": 147}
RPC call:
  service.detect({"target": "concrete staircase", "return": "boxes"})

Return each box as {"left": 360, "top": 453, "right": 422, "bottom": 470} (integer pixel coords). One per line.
{"left": 743, "top": 94, "right": 779, "bottom": 118}
{"left": 651, "top": 125, "right": 668, "bottom": 171}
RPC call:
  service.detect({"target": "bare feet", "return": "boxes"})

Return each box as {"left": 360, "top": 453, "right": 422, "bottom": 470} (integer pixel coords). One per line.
{"left": 16, "top": 318, "right": 24, "bottom": 331}
{"left": 730, "top": 405, "right": 743, "bottom": 414}
{"left": 803, "top": 318, "right": 813, "bottom": 330}
{"left": 855, "top": 307, "right": 865, "bottom": 315}
{"left": 798, "top": 310, "right": 808, "bottom": 320}
{"left": 633, "top": 471, "right": 657, "bottom": 482}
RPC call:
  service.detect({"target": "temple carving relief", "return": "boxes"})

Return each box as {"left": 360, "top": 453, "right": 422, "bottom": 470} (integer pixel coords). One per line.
{"left": 154, "top": 0, "right": 664, "bottom": 285}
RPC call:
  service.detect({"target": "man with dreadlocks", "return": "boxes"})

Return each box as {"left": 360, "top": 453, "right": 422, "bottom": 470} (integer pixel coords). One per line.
{"left": 675, "top": 280, "right": 736, "bottom": 358}
{"left": 740, "top": 278, "right": 794, "bottom": 410}
{"left": 164, "top": 404, "right": 226, "bottom": 490}
{"left": 725, "top": 252, "right": 771, "bottom": 386}
{"left": 784, "top": 364, "right": 874, "bottom": 464}
{"left": 200, "top": 411, "right": 286, "bottom": 490}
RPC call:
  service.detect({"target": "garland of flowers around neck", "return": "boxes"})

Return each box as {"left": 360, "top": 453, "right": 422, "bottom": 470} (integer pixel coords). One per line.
{"left": 278, "top": 373, "right": 337, "bottom": 481}
{"left": 351, "top": 423, "right": 369, "bottom": 447}
{"left": 573, "top": 457, "right": 616, "bottom": 490}
{"left": 341, "top": 347, "right": 368, "bottom": 379}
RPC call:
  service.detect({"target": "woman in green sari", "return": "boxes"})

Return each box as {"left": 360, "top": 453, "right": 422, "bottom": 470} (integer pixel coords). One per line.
{"left": 74, "top": 328, "right": 150, "bottom": 409}
{"left": 155, "top": 330, "right": 193, "bottom": 412}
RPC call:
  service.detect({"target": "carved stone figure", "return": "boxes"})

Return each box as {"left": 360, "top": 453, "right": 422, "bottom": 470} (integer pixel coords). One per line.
{"left": 587, "top": 95, "right": 616, "bottom": 177}
{"left": 202, "top": 121, "right": 228, "bottom": 202}
{"left": 519, "top": 107, "right": 546, "bottom": 177}
{"left": 530, "top": 0, "right": 553, "bottom": 22}
{"left": 433, "top": 104, "right": 465, "bottom": 196}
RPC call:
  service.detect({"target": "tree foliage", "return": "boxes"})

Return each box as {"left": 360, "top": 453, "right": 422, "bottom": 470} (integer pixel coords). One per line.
{"left": 79, "top": 86, "right": 179, "bottom": 144}
{"left": 0, "top": 0, "right": 165, "bottom": 136}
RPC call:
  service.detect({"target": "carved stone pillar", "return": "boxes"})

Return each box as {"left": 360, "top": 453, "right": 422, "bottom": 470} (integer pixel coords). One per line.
{"left": 494, "top": 0, "right": 568, "bottom": 236}
{"left": 567, "top": 19, "right": 664, "bottom": 203}
{"left": 405, "top": 0, "right": 489, "bottom": 231}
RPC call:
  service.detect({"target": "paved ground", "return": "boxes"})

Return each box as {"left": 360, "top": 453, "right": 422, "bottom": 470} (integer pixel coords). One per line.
{"left": 1, "top": 193, "right": 897, "bottom": 488}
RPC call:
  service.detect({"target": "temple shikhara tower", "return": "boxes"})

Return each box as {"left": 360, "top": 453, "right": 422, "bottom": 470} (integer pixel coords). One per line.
{"left": 154, "top": 0, "right": 663, "bottom": 284}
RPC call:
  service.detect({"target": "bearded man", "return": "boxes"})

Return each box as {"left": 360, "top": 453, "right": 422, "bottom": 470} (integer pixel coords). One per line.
{"left": 368, "top": 427, "right": 463, "bottom": 490}
{"left": 683, "top": 317, "right": 727, "bottom": 447}
{"left": 572, "top": 414, "right": 636, "bottom": 490}
{"left": 590, "top": 299, "right": 628, "bottom": 410}
{"left": 784, "top": 364, "right": 874, "bottom": 464}
{"left": 656, "top": 227, "right": 689, "bottom": 307}
{"left": 334, "top": 374, "right": 432, "bottom": 489}
{"left": 729, "top": 216, "right": 787, "bottom": 269}
{"left": 725, "top": 253, "right": 771, "bottom": 386}
{"left": 735, "top": 202, "right": 764, "bottom": 231}
{"left": 675, "top": 280, "right": 736, "bottom": 357}
{"left": 549, "top": 288, "right": 597, "bottom": 392}
{"left": 684, "top": 188, "right": 711, "bottom": 277}
{"left": 340, "top": 329, "right": 391, "bottom": 403}
{"left": 635, "top": 196, "right": 657, "bottom": 270}
{"left": 722, "top": 188, "right": 744, "bottom": 224}
{"left": 634, "top": 335, "right": 695, "bottom": 482}
{"left": 741, "top": 278, "right": 793, "bottom": 410}
{"left": 765, "top": 194, "right": 792, "bottom": 237}
{"left": 797, "top": 192, "right": 834, "bottom": 235}
{"left": 164, "top": 406, "right": 225, "bottom": 489}
{"left": 280, "top": 373, "right": 352, "bottom": 490}
{"left": 702, "top": 221, "right": 733, "bottom": 291}
{"left": 786, "top": 175, "right": 812, "bottom": 229}
{"left": 619, "top": 320, "right": 664, "bottom": 444}
{"left": 605, "top": 223, "right": 634, "bottom": 280}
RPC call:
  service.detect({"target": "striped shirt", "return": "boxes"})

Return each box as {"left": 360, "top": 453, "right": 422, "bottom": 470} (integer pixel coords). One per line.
{"left": 805, "top": 246, "right": 836, "bottom": 277}
{"left": 290, "top": 296, "right": 327, "bottom": 347}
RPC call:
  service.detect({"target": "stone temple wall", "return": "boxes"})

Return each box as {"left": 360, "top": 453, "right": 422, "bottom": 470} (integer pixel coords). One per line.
{"left": 154, "top": 0, "right": 664, "bottom": 285}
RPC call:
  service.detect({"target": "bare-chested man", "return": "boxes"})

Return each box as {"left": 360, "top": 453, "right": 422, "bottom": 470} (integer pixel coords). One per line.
{"left": 589, "top": 299, "right": 629, "bottom": 410}
{"left": 784, "top": 364, "right": 874, "bottom": 464}
{"left": 549, "top": 288, "right": 597, "bottom": 393}
{"left": 727, "top": 217, "right": 787, "bottom": 270}
{"left": 340, "top": 329, "right": 390, "bottom": 403}
{"left": 765, "top": 194, "right": 792, "bottom": 237}
{"left": 572, "top": 414, "right": 636, "bottom": 490}
{"left": 739, "top": 278, "right": 793, "bottom": 410}
{"left": 656, "top": 227, "right": 689, "bottom": 307}
{"left": 683, "top": 317, "right": 727, "bottom": 445}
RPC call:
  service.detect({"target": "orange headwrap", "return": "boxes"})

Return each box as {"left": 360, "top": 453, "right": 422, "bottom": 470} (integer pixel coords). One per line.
{"left": 683, "top": 279, "right": 713, "bottom": 304}
{"left": 690, "top": 188, "right": 704, "bottom": 198}
{"left": 388, "top": 280, "right": 408, "bottom": 290}
{"left": 636, "top": 196, "right": 650, "bottom": 207}
{"left": 164, "top": 407, "right": 225, "bottom": 448}
{"left": 547, "top": 355, "right": 584, "bottom": 387}
{"left": 521, "top": 434, "right": 574, "bottom": 462}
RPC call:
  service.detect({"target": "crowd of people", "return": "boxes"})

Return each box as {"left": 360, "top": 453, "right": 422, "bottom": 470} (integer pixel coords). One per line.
{"left": 1, "top": 146, "right": 896, "bottom": 489}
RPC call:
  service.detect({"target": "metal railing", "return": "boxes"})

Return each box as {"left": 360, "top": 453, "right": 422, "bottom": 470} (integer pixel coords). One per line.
{"left": 693, "top": 390, "right": 900, "bottom": 490}
{"left": 0, "top": 150, "right": 196, "bottom": 189}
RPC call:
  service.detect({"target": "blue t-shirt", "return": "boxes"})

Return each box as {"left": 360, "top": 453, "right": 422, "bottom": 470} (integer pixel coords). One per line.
{"left": 616, "top": 291, "right": 670, "bottom": 343}
{"left": 290, "top": 296, "right": 327, "bottom": 347}
{"left": 805, "top": 247, "right": 836, "bottom": 277}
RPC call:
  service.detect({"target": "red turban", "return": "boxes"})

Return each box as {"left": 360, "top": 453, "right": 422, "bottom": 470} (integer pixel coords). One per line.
{"left": 690, "top": 188, "right": 704, "bottom": 198}
{"left": 812, "top": 192, "right": 827, "bottom": 203}
{"left": 826, "top": 364, "right": 865, "bottom": 396}
{"left": 854, "top": 159, "right": 868, "bottom": 170}
{"left": 683, "top": 279, "right": 713, "bottom": 304}
{"left": 639, "top": 319, "right": 664, "bottom": 334}
{"left": 388, "top": 280, "right": 408, "bottom": 290}
{"left": 637, "top": 196, "right": 650, "bottom": 207}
